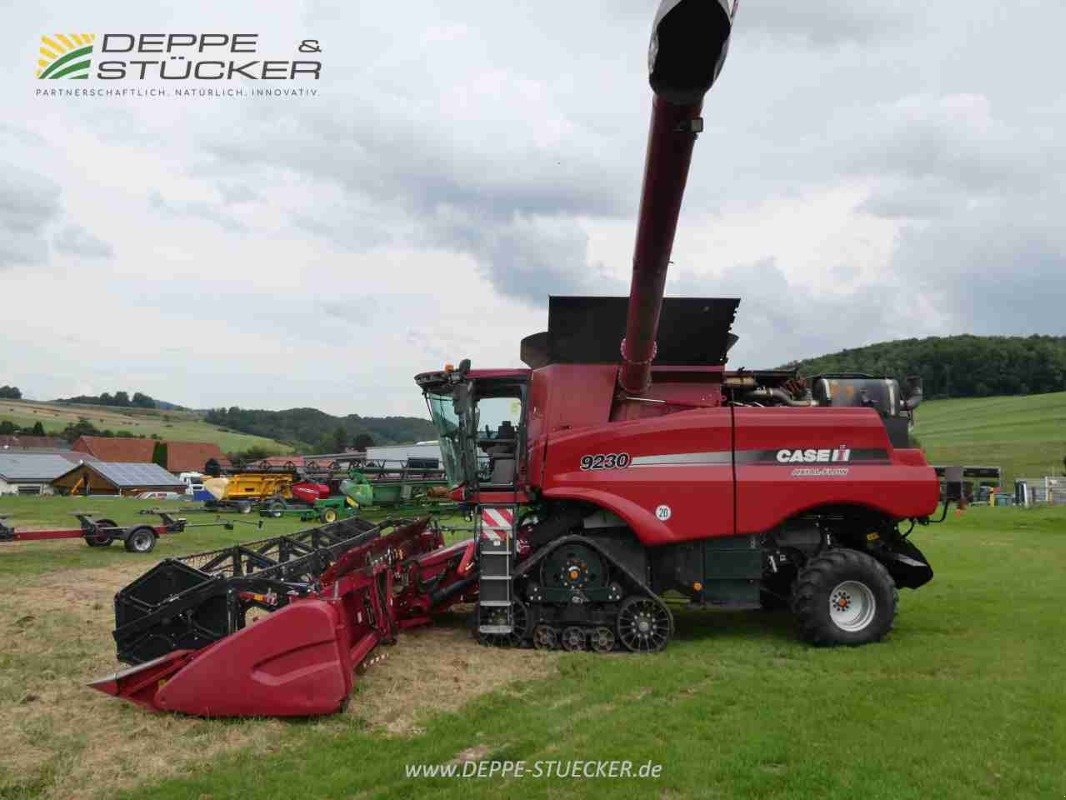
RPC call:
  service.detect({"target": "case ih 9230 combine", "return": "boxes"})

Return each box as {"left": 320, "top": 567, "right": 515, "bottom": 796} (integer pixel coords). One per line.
{"left": 93, "top": 0, "right": 942, "bottom": 717}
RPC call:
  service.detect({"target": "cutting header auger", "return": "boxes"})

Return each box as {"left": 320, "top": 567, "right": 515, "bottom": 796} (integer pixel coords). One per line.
{"left": 94, "top": 0, "right": 941, "bottom": 717}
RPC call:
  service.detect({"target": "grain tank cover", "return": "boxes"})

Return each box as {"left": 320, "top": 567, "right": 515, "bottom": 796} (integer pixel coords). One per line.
{"left": 520, "top": 296, "right": 738, "bottom": 369}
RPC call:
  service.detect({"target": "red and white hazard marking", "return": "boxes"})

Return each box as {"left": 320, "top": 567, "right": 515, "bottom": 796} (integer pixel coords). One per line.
{"left": 480, "top": 507, "right": 515, "bottom": 543}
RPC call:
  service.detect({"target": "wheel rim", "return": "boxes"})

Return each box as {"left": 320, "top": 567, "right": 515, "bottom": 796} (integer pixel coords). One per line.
{"left": 533, "top": 625, "right": 557, "bottom": 650}
{"left": 561, "top": 626, "right": 585, "bottom": 652}
{"left": 590, "top": 626, "right": 615, "bottom": 653}
{"left": 617, "top": 598, "right": 670, "bottom": 652}
{"left": 828, "top": 580, "right": 877, "bottom": 632}
{"left": 132, "top": 532, "right": 152, "bottom": 552}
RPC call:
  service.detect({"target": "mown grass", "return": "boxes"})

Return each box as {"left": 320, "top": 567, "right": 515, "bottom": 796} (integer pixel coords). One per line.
{"left": 24, "top": 505, "right": 1057, "bottom": 800}
{"left": 0, "top": 399, "right": 289, "bottom": 453}
{"left": 914, "top": 391, "right": 1066, "bottom": 483}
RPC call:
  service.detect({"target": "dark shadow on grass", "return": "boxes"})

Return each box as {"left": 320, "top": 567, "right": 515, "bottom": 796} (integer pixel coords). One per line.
{"left": 670, "top": 606, "right": 797, "bottom": 644}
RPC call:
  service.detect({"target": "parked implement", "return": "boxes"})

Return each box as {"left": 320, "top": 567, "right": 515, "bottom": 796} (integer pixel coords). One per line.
{"left": 91, "top": 517, "right": 477, "bottom": 715}
{"left": 1, "top": 511, "right": 195, "bottom": 553}
{"left": 95, "top": 0, "right": 942, "bottom": 718}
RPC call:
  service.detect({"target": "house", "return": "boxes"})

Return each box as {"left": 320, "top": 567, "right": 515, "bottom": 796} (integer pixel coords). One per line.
{"left": 70, "top": 435, "right": 233, "bottom": 474}
{"left": 71, "top": 435, "right": 156, "bottom": 463}
{"left": 52, "top": 461, "right": 185, "bottom": 497}
{"left": 159, "top": 441, "right": 231, "bottom": 473}
{"left": 0, "top": 453, "right": 80, "bottom": 495}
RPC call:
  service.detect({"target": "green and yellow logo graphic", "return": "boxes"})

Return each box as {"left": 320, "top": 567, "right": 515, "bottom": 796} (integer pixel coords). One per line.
{"left": 37, "top": 34, "right": 95, "bottom": 80}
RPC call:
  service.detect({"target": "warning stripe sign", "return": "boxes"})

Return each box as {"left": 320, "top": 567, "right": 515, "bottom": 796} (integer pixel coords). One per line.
{"left": 480, "top": 507, "right": 515, "bottom": 544}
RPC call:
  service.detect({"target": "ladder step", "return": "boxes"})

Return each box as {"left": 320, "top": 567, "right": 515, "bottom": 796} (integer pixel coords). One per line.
{"left": 478, "top": 624, "right": 513, "bottom": 634}
{"left": 480, "top": 575, "right": 511, "bottom": 581}
{"left": 478, "top": 600, "right": 512, "bottom": 607}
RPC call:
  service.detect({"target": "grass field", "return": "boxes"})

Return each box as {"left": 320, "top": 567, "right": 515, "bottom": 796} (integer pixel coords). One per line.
{"left": 1, "top": 496, "right": 1064, "bottom": 800}
{"left": 914, "top": 391, "right": 1066, "bottom": 483}
{"left": 0, "top": 399, "right": 289, "bottom": 454}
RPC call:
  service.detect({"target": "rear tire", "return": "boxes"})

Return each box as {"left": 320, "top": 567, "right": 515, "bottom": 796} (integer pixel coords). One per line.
{"left": 792, "top": 548, "right": 897, "bottom": 646}
{"left": 123, "top": 527, "right": 157, "bottom": 553}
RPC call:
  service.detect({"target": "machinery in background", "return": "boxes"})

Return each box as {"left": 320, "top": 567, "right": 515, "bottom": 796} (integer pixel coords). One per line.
{"left": 0, "top": 510, "right": 244, "bottom": 553}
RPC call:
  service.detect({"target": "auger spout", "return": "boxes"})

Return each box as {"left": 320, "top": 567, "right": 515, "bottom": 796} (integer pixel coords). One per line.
{"left": 618, "top": 0, "right": 736, "bottom": 394}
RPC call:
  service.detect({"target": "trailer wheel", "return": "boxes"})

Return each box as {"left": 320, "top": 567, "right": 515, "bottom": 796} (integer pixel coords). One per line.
{"left": 792, "top": 548, "right": 897, "bottom": 646}
{"left": 238, "top": 502, "right": 252, "bottom": 515}
{"left": 267, "top": 499, "right": 286, "bottom": 518}
{"left": 86, "top": 518, "right": 118, "bottom": 547}
{"left": 123, "top": 527, "right": 157, "bottom": 553}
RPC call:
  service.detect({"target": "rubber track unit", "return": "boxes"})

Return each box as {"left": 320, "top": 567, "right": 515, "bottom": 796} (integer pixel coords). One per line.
{"left": 511, "top": 533, "right": 673, "bottom": 649}
{"left": 791, "top": 548, "right": 898, "bottom": 646}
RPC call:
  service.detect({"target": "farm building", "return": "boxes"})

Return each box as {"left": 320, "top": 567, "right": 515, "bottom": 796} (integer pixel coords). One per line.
{"left": 71, "top": 435, "right": 155, "bottom": 462}
{"left": 0, "top": 435, "right": 68, "bottom": 450}
{"left": 52, "top": 462, "right": 184, "bottom": 497}
{"left": 159, "top": 441, "right": 231, "bottom": 473}
{"left": 71, "top": 435, "right": 231, "bottom": 473}
{"left": 0, "top": 453, "right": 81, "bottom": 495}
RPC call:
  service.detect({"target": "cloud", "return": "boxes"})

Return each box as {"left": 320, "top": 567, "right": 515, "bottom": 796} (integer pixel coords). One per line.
{"left": 739, "top": 2, "right": 913, "bottom": 46}
{"left": 0, "top": 168, "right": 60, "bottom": 268}
{"left": 53, "top": 224, "right": 114, "bottom": 259}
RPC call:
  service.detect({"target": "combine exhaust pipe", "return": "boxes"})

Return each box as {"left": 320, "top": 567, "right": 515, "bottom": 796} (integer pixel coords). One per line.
{"left": 618, "top": 0, "right": 736, "bottom": 394}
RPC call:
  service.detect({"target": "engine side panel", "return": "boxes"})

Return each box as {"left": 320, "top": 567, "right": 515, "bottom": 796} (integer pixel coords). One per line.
{"left": 732, "top": 407, "right": 940, "bottom": 534}
{"left": 539, "top": 407, "right": 735, "bottom": 544}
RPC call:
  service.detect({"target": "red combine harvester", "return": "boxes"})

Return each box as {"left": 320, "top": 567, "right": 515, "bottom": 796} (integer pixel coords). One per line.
{"left": 93, "top": 0, "right": 941, "bottom": 717}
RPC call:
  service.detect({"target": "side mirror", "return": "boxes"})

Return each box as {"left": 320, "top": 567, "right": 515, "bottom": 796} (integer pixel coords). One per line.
{"left": 901, "top": 376, "right": 923, "bottom": 411}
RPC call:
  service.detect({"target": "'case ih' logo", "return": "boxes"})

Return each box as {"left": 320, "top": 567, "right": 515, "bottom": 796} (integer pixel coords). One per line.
{"left": 37, "top": 34, "right": 95, "bottom": 80}
{"left": 776, "top": 445, "right": 851, "bottom": 464}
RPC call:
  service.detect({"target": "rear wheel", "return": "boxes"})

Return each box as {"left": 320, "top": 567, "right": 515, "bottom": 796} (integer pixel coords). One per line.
{"left": 85, "top": 518, "right": 117, "bottom": 547}
{"left": 792, "top": 548, "right": 897, "bottom": 646}
{"left": 123, "top": 527, "right": 157, "bottom": 553}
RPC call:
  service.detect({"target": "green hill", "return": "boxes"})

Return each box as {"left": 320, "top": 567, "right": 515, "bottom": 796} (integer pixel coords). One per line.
{"left": 202, "top": 407, "right": 437, "bottom": 451}
{"left": 0, "top": 399, "right": 290, "bottom": 455}
{"left": 786, "top": 334, "right": 1066, "bottom": 399}
{"left": 913, "top": 391, "right": 1066, "bottom": 483}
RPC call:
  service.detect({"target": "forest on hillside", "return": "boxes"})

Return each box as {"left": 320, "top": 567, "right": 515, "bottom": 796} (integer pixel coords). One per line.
{"left": 204, "top": 407, "right": 437, "bottom": 452}
{"left": 786, "top": 335, "right": 1066, "bottom": 398}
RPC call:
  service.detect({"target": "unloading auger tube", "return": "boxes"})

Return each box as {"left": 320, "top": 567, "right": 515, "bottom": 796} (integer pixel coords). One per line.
{"left": 619, "top": 0, "right": 736, "bottom": 394}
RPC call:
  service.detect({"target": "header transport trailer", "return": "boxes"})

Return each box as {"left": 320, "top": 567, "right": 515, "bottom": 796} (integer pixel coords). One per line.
{"left": 93, "top": 0, "right": 943, "bottom": 718}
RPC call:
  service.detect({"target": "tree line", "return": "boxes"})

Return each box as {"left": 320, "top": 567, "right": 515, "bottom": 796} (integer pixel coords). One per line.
{"left": 56, "top": 390, "right": 158, "bottom": 409}
{"left": 785, "top": 335, "right": 1066, "bottom": 398}
{"left": 204, "top": 406, "right": 438, "bottom": 452}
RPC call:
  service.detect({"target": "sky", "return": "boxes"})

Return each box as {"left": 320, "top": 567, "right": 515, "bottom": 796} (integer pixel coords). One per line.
{"left": 1, "top": 0, "right": 1063, "bottom": 416}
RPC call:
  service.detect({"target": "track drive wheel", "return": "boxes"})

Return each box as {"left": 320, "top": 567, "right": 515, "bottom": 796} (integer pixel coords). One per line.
{"left": 616, "top": 596, "right": 672, "bottom": 653}
{"left": 85, "top": 518, "right": 117, "bottom": 547}
{"left": 791, "top": 548, "right": 897, "bottom": 646}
